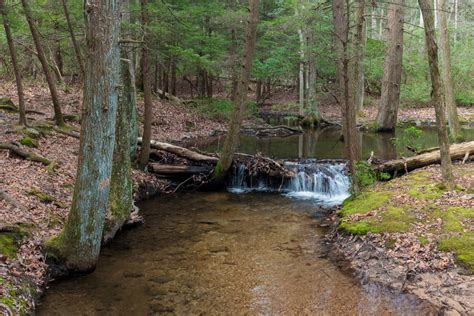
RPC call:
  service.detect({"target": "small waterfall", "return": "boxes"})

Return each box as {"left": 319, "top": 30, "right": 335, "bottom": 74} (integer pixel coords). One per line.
{"left": 284, "top": 162, "right": 350, "bottom": 205}
{"left": 227, "top": 161, "right": 350, "bottom": 205}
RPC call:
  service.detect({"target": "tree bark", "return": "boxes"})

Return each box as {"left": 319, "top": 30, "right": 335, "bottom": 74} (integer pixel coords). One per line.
{"left": 138, "top": 0, "right": 153, "bottom": 170}
{"left": 350, "top": 0, "right": 365, "bottom": 115}
{"left": 54, "top": 0, "right": 121, "bottom": 271}
{"left": 61, "top": 0, "right": 85, "bottom": 76}
{"left": 105, "top": 0, "right": 137, "bottom": 242}
{"left": 0, "top": 0, "right": 27, "bottom": 126}
{"left": 138, "top": 137, "right": 218, "bottom": 162}
{"left": 21, "top": 0, "right": 64, "bottom": 127}
{"left": 376, "top": 0, "right": 404, "bottom": 132}
{"left": 418, "top": 0, "right": 454, "bottom": 190}
{"left": 437, "top": 0, "right": 461, "bottom": 140}
{"left": 215, "top": 0, "right": 260, "bottom": 177}
{"left": 333, "top": 0, "right": 359, "bottom": 193}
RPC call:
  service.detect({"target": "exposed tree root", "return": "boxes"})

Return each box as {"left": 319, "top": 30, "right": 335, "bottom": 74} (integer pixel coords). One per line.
{"left": 0, "top": 190, "right": 26, "bottom": 212}
{"left": 0, "top": 142, "right": 52, "bottom": 166}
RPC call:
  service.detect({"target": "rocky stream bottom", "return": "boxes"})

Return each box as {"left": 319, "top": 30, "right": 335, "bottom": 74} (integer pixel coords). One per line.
{"left": 38, "top": 192, "right": 434, "bottom": 315}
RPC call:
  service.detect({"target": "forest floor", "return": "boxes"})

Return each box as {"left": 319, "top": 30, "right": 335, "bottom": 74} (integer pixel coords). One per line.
{"left": 0, "top": 82, "right": 473, "bottom": 314}
{"left": 262, "top": 92, "right": 474, "bottom": 126}
{"left": 331, "top": 163, "right": 474, "bottom": 314}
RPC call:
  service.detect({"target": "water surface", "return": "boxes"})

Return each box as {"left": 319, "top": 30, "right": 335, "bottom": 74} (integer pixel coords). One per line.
{"left": 39, "top": 193, "right": 431, "bottom": 315}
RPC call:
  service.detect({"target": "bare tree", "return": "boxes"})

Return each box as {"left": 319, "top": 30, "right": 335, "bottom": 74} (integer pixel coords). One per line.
{"left": 418, "top": 0, "right": 454, "bottom": 190}
{"left": 138, "top": 0, "right": 153, "bottom": 169}
{"left": 61, "top": 0, "right": 84, "bottom": 76}
{"left": 376, "top": 0, "right": 404, "bottom": 131}
{"left": 21, "top": 0, "right": 64, "bottom": 126}
{"left": 0, "top": 0, "right": 27, "bottom": 126}
{"left": 215, "top": 0, "right": 260, "bottom": 178}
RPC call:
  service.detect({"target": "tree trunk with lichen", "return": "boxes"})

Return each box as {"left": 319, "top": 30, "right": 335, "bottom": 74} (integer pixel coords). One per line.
{"left": 215, "top": 0, "right": 259, "bottom": 178}
{"left": 418, "top": 0, "right": 454, "bottom": 190}
{"left": 105, "top": 0, "right": 136, "bottom": 242}
{"left": 49, "top": 0, "right": 120, "bottom": 272}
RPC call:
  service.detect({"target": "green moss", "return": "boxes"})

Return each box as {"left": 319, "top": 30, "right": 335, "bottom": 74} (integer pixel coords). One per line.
{"left": 408, "top": 183, "right": 444, "bottom": 200}
{"left": 438, "top": 232, "right": 474, "bottom": 271}
{"left": 375, "top": 207, "right": 413, "bottom": 232}
{"left": 339, "top": 191, "right": 393, "bottom": 215}
{"left": 339, "top": 207, "right": 413, "bottom": 235}
{"left": 0, "top": 233, "right": 18, "bottom": 259}
{"left": 433, "top": 207, "right": 473, "bottom": 233}
{"left": 418, "top": 235, "right": 429, "bottom": 246}
{"left": 27, "top": 188, "right": 55, "bottom": 204}
{"left": 339, "top": 220, "right": 373, "bottom": 235}
{"left": 19, "top": 137, "right": 38, "bottom": 148}
{"left": 0, "top": 225, "right": 29, "bottom": 259}
{"left": 44, "top": 234, "right": 66, "bottom": 263}
{"left": 0, "top": 276, "right": 32, "bottom": 315}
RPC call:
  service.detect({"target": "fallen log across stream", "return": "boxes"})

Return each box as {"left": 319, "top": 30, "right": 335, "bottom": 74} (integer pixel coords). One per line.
{"left": 376, "top": 141, "right": 474, "bottom": 174}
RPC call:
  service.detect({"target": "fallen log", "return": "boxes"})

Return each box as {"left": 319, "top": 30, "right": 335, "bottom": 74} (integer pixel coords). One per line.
{"left": 149, "top": 163, "right": 212, "bottom": 175}
{"left": 0, "top": 142, "right": 52, "bottom": 166}
{"left": 138, "top": 137, "right": 219, "bottom": 163}
{"left": 376, "top": 141, "right": 474, "bottom": 174}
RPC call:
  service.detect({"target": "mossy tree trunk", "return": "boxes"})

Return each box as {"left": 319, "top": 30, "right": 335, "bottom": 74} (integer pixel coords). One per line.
{"left": 0, "top": 0, "right": 27, "bottom": 126}
{"left": 376, "top": 0, "right": 404, "bottom": 132}
{"left": 418, "top": 0, "right": 454, "bottom": 190}
{"left": 21, "top": 0, "right": 64, "bottom": 127}
{"left": 54, "top": 0, "right": 120, "bottom": 271}
{"left": 105, "top": 0, "right": 136, "bottom": 240}
{"left": 215, "top": 0, "right": 260, "bottom": 178}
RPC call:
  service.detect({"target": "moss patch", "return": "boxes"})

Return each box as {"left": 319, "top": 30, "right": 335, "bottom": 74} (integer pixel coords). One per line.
{"left": 19, "top": 137, "right": 38, "bottom": 148}
{"left": 438, "top": 232, "right": 474, "bottom": 271}
{"left": 0, "top": 227, "right": 28, "bottom": 259}
{"left": 27, "top": 188, "right": 55, "bottom": 204}
{"left": 339, "top": 206, "right": 413, "bottom": 235}
{"left": 339, "top": 191, "right": 393, "bottom": 216}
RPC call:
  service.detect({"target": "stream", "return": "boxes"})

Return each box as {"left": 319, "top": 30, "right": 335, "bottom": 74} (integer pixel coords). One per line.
{"left": 38, "top": 126, "right": 472, "bottom": 315}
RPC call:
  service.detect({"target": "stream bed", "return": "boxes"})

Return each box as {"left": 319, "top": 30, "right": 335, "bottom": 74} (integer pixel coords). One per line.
{"left": 38, "top": 126, "right": 472, "bottom": 315}
{"left": 39, "top": 193, "right": 431, "bottom": 315}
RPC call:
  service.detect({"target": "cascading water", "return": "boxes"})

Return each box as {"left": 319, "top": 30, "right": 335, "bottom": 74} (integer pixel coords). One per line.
{"left": 227, "top": 161, "right": 350, "bottom": 206}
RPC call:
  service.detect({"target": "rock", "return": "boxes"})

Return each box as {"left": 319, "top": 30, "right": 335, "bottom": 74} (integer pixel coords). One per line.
{"left": 208, "top": 246, "right": 229, "bottom": 253}
{"left": 122, "top": 271, "right": 144, "bottom": 278}
{"left": 149, "top": 276, "right": 173, "bottom": 284}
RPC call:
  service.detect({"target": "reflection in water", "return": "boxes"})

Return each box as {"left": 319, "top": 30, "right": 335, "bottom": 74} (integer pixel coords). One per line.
{"left": 199, "top": 126, "right": 474, "bottom": 160}
{"left": 39, "top": 193, "right": 431, "bottom": 315}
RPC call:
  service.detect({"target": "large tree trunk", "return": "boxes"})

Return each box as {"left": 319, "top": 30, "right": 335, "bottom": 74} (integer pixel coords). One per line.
{"left": 350, "top": 0, "right": 365, "bottom": 115}
{"left": 376, "top": 0, "right": 404, "bottom": 132}
{"left": 418, "top": 0, "right": 454, "bottom": 190}
{"left": 0, "top": 0, "right": 27, "bottom": 126}
{"left": 437, "top": 0, "right": 461, "bottom": 140}
{"left": 106, "top": 0, "right": 136, "bottom": 242}
{"left": 54, "top": 0, "right": 121, "bottom": 271}
{"left": 138, "top": 0, "right": 153, "bottom": 170}
{"left": 61, "top": 0, "right": 85, "bottom": 77}
{"left": 215, "top": 0, "right": 260, "bottom": 178}
{"left": 297, "top": 7, "right": 305, "bottom": 116}
{"left": 306, "top": 17, "right": 322, "bottom": 124}
{"left": 333, "top": 0, "right": 359, "bottom": 193}
{"left": 21, "top": 0, "right": 64, "bottom": 127}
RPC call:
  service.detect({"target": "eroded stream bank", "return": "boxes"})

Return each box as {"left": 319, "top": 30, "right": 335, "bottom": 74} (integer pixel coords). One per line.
{"left": 39, "top": 192, "right": 432, "bottom": 315}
